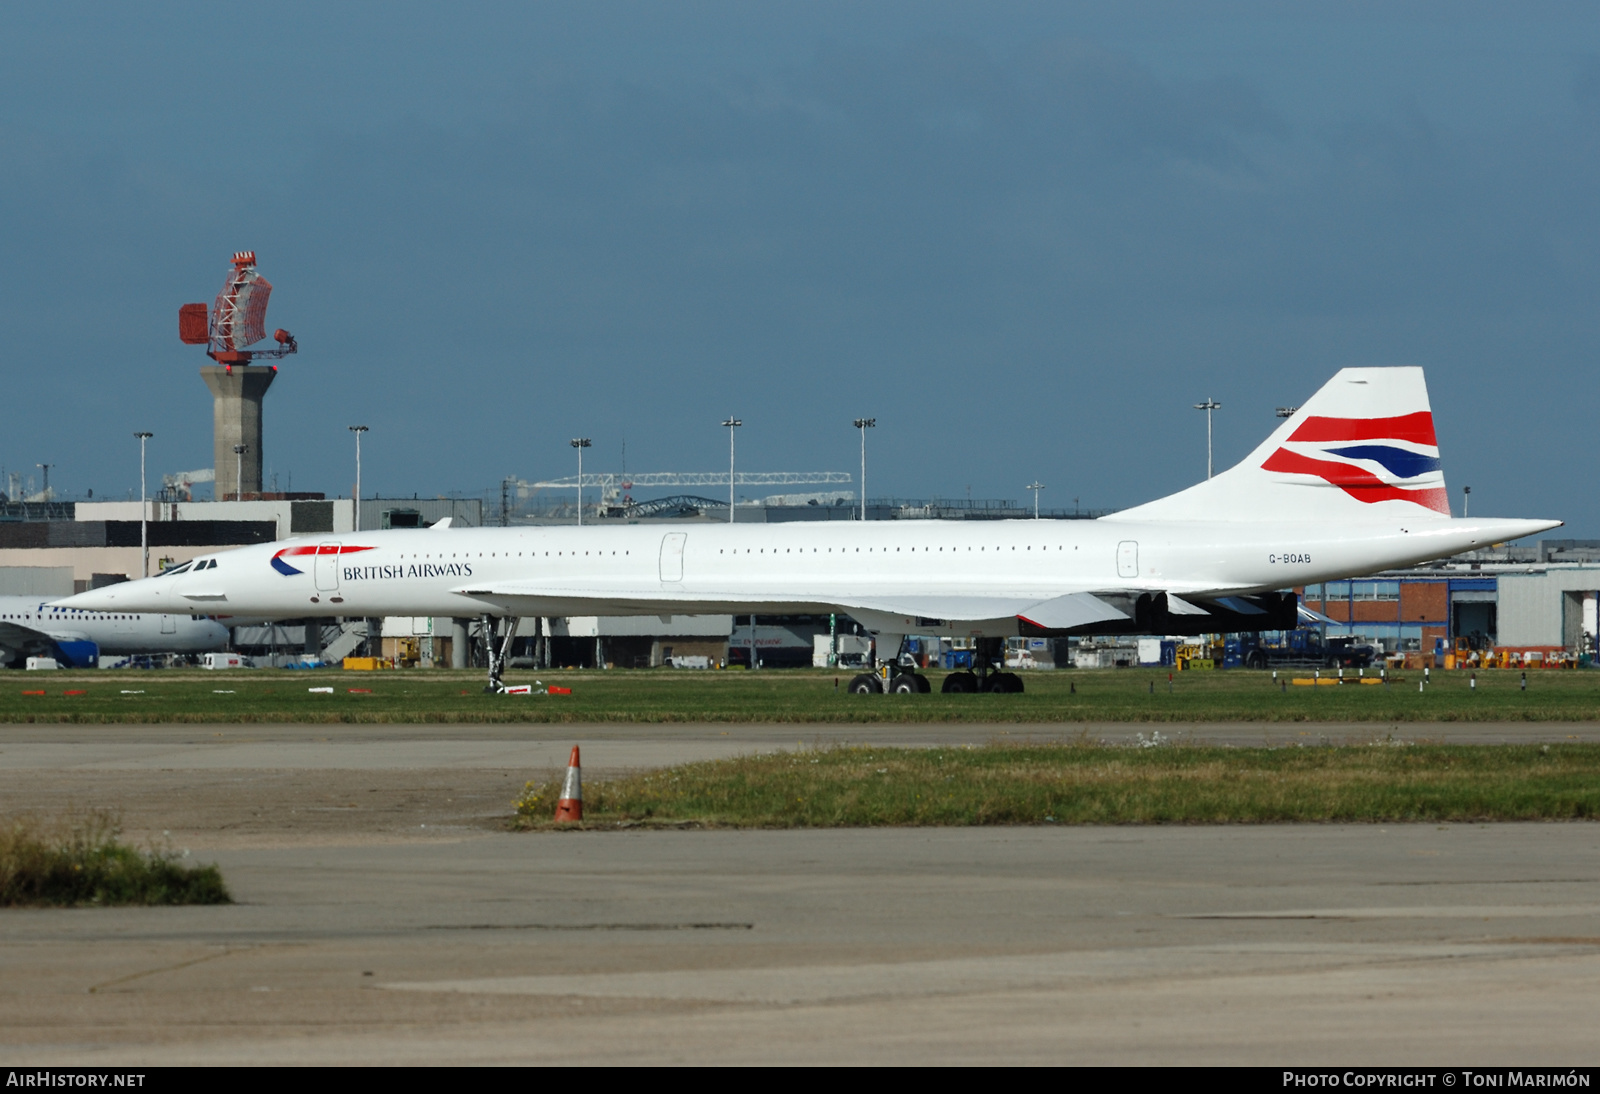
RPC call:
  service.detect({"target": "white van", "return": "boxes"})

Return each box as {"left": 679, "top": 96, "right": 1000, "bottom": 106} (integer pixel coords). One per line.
{"left": 201, "top": 653, "right": 248, "bottom": 670}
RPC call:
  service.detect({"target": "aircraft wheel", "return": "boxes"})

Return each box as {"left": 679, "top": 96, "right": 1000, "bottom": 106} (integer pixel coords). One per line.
{"left": 986, "top": 672, "right": 1025, "bottom": 694}
{"left": 848, "top": 673, "right": 883, "bottom": 695}
{"left": 889, "top": 674, "right": 921, "bottom": 694}
{"left": 941, "top": 671, "right": 978, "bottom": 694}
{"left": 914, "top": 673, "right": 932, "bottom": 693}
{"left": 1246, "top": 650, "right": 1267, "bottom": 670}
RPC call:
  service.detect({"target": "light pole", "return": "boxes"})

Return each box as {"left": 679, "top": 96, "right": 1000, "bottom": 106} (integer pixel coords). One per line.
{"left": 348, "top": 426, "right": 367, "bottom": 531}
{"left": 570, "top": 438, "right": 591, "bottom": 526}
{"left": 1463, "top": 485, "right": 1471, "bottom": 518}
{"left": 721, "top": 418, "right": 741, "bottom": 523}
{"left": 232, "top": 444, "right": 248, "bottom": 503}
{"left": 1193, "top": 398, "right": 1222, "bottom": 479}
{"left": 853, "top": 418, "right": 875, "bottom": 521}
{"left": 134, "top": 433, "right": 152, "bottom": 577}
{"left": 1027, "top": 481, "right": 1045, "bottom": 519}
{"left": 35, "top": 464, "right": 52, "bottom": 500}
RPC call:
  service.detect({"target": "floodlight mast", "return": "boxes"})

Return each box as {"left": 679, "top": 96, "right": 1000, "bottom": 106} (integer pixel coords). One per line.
{"left": 721, "top": 418, "right": 741, "bottom": 523}
{"left": 348, "top": 427, "right": 367, "bottom": 530}
{"left": 134, "top": 433, "right": 153, "bottom": 577}
{"left": 1193, "top": 398, "right": 1222, "bottom": 479}
{"left": 853, "top": 418, "right": 875, "bottom": 521}
{"left": 571, "top": 439, "right": 592, "bottom": 526}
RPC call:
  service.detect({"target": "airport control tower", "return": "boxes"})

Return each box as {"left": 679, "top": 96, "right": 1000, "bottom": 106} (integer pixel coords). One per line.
{"left": 179, "top": 252, "right": 297, "bottom": 500}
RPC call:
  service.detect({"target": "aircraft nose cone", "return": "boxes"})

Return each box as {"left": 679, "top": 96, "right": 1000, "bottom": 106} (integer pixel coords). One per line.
{"left": 58, "top": 577, "right": 167, "bottom": 613}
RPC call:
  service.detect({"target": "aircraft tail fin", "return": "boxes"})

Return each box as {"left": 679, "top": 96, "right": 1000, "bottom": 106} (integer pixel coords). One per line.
{"left": 1106, "top": 367, "right": 1451, "bottom": 523}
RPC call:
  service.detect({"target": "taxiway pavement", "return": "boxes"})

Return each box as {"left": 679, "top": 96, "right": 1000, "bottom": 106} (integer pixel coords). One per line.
{"left": 1, "top": 722, "right": 1597, "bottom": 1065}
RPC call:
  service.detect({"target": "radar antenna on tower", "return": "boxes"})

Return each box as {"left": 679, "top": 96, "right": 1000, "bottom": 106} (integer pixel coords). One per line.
{"left": 179, "top": 251, "right": 298, "bottom": 373}
{"left": 179, "top": 251, "right": 300, "bottom": 501}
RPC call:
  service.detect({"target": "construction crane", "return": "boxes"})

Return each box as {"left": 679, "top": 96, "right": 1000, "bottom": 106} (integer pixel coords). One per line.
{"left": 514, "top": 471, "right": 853, "bottom": 512}
{"left": 160, "top": 468, "right": 214, "bottom": 503}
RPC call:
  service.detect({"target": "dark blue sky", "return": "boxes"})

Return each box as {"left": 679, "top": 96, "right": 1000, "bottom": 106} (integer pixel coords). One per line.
{"left": 3, "top": 2, "right": 1596, "bottom": 528}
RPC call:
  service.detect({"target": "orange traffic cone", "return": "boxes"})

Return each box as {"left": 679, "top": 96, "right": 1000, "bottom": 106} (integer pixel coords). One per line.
{"left": 554, "top": 745, "right": 583, "bottom": 822}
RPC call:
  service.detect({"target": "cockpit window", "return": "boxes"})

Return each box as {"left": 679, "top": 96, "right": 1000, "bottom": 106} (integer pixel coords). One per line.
{"left": 157, "top": 562, "right": 194, "bottom": 578}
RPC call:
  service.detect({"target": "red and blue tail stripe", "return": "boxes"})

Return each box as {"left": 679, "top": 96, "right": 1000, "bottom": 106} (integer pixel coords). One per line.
{"left": 1262, "top": 413, "right": 1449, "bottom": 514}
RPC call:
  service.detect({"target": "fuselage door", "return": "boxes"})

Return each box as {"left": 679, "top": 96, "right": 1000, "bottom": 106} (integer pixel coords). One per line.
{"left": 315, "top": 543, "right": 342, "bottom": 592}
{"left": 659, "top": 533, "right": 687, "bottom": 582}
{"left": 1117, "top": 540, "right": 1139, "bottom": 579}
{"left": 160, "top": 614, "right": 177, "bottom": 634}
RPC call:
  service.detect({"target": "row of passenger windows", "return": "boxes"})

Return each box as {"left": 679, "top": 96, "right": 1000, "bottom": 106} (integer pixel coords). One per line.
{"left": 393, "top": 551, "right": 631, "bottom": 558}
{"left": 719, "top": 545, "right": 1077, "bottom": 554}
{"left": 3, "top": 613, "right": 136, "bottom": 620}
{"left": 382, "top": 545, "right": 1073, "bottom": 559}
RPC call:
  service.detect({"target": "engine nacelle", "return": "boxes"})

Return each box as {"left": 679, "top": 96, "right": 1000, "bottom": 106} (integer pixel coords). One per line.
{"left": 1144, "top": 591, "right": 1299, "bottom": 636}
{"left": 50, "top": 639, "right": 100, "bottom": 669}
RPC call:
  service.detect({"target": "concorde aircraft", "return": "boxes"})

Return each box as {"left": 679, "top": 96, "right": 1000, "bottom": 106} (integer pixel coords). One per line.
{"left": 60, "top": 368, "right": 1560, "bottom": 693}
{"left": 0, "top": 595, "right": 232, "bottom": 668}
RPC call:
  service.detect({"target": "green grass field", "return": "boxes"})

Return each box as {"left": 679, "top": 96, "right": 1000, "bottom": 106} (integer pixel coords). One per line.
{"left": 512, "top": 742, "right": 1600, "bottom": 827}
{"left": 1, "top": 665, "right": 1597, "bottom": 723}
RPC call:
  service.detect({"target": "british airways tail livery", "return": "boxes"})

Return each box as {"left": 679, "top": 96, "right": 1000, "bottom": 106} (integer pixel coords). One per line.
{"left": 1112, "top": 367, "right": 1452, "bottom": 522}
{"left": 61, "top": 368, "right": 1558, "bottom": 691}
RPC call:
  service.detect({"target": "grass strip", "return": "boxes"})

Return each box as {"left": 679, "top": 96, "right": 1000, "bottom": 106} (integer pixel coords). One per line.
{"left": 4, "top": 668, "right": 1600, "bottom": 724}
{"left": 0, "top": 811, "right": 230, "bottom": 907}
{"left": 512, "top": 742, "right": 1600, "bottom": 827}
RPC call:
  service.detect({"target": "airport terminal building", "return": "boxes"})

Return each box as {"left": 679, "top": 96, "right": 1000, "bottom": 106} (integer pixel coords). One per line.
{"left": 1302, "top": 540, "right": 1600, "bottom": 656}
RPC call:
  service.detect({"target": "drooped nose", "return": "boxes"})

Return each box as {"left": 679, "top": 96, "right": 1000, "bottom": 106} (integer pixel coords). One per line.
{"left": 58, "top": 576, "right": 169, "bottom": 613}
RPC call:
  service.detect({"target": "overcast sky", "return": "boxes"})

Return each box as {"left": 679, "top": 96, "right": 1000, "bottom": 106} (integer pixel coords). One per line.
{"left": 2, "top": 2, "right": 1596, "bottom": 530}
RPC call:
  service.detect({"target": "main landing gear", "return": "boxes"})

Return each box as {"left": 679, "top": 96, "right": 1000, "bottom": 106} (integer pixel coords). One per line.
{"left": 847, "top": 665, "right": 931, "bottom": 694}
{"left": 938, "top": 637, "right": 1023, "bottom": 693}
{"left": 483, "top": 613, "right": 519, "bottom": 693}
{"left": 848, "top": 636, "right": 1022, "bottom": 695}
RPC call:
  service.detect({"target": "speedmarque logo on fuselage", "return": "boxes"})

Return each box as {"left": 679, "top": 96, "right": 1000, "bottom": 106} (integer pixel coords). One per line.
{"left": 271, "top": 544, "right": 373, "bottom": 576}
{"left": 269, "top": 544, "right": 472, "bottom": 580}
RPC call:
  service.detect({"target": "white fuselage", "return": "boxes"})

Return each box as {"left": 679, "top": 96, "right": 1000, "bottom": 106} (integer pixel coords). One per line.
{"left": 56, "top": 363, "right": 1566, "bottom": 646}
{"left": 60, "top": 515, "right": 1554, "bottom": 633}
{"left": 0, "top": 595, "right": 232, "bottom": 656}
